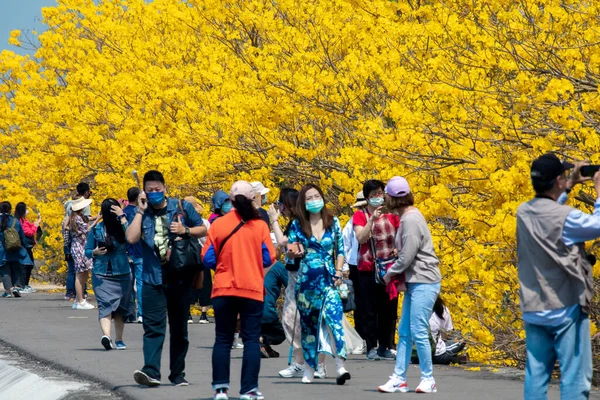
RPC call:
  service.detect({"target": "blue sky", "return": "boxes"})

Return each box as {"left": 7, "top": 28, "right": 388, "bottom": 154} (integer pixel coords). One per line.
{"left": 0, "top": 0, "right": 57, "bottom": 55}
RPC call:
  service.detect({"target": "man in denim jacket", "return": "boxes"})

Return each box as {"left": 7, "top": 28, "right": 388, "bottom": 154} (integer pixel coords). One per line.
{"left": 126, "top": 170, "right": 207, "bottom": 387}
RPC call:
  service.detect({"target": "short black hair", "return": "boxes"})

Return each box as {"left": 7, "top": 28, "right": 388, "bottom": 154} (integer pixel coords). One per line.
{"left": 532, "top": 178, "right": 556, "bottom": 194}
{"left": 143, "top": 170, "right": 165, "bottom": 188}
{"left": 363, "top": 179, "right": 385, "bottom": 198}
{"left": 127, "top": 187, "right": 141, "bottom": 203}
{"left": 76, "top": 182, "right": 90, "bottom": 195}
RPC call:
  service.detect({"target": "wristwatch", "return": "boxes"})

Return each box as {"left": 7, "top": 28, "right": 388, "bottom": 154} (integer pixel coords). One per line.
{"left": 185, "top": 227, "right": 190, "bottom": 236}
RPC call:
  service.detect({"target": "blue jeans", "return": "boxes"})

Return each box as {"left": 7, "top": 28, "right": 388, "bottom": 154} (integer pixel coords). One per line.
{"left": 131, "top": 257, "right": 144, "bottom": 318}
{"left": 524, "top": 307, "right": 592, "bottom": 400}
{"left": 393, "top": 282, "right": 440, "bottom": 380}
{"left": 212, "top": 296, "right": 264, "bottom": 394}
{"left": 66, "top": 257, "right": 76, "bottom": 296}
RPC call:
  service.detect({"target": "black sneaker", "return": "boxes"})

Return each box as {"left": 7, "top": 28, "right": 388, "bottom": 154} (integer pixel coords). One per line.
{"left": 134, "top": 370, "right": 161, "bottom": 387}
{"left": 11, "top": 288, "right": 21, "bottom": 298}
{"left": 188, "top": 315, "right": 194, "bottom": 324}
{"left": 260, "top": 345, "right": 270, "bottom": 359}
{"left": 265, "top": 345, "right": 279, "bottom": 358}
{"left": 101, "top": 335, "right": 113, "bottom": 350}
{"left": 198, "top": 313, "right": 210, "bottom": 324}
{"left": 172, "top": 376, "right": 189, "bottom": 387}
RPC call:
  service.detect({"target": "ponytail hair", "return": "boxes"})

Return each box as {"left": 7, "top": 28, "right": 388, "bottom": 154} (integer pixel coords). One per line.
{"left": 232, "top": 195, "right": 259, "bottom": 221}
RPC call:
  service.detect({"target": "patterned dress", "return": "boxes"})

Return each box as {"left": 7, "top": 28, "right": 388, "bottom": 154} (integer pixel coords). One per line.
{"left": 64, "top": 215, "right": 93, "bottom": 273}
{"left": 287, "top": 217, "right": 346, "bottom": 369}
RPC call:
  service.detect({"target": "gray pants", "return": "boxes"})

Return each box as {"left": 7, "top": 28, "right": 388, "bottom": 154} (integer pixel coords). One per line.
{"left": 0, "top": 260, "right": 23, "bottom": 292}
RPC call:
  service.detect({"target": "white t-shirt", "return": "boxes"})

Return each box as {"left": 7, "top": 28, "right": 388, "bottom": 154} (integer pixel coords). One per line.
{"left": 429, "top": 306, "right": 453, "bottom": 356}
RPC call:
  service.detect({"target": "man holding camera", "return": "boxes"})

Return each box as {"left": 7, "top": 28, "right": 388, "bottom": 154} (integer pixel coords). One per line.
{"left": 517, "top": 153, "right": 599, "bottom": 399}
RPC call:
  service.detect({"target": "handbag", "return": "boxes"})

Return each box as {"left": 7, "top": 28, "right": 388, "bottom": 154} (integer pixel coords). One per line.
{"left": 369, "top": 235, "right": 395, "bottom": 285}
{"left": 341, "top": 278, "right": 356, "bottom": 312}
{"left": 168, "top": 199, "right": 202, "bottom": 274}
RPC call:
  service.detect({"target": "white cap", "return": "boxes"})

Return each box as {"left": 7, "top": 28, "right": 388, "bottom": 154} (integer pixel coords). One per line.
{"left": 250, "top": 181, "right": 270, "bottom": 196}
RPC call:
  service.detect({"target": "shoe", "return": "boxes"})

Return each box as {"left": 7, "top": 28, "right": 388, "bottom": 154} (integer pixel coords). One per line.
{"left": 188, "top": 315, "right": 194, "bottom": 324}
{"left": 11, "top": 288, "right": 21, "bottom": 298}
{"left": 336, "top": 367, "right": 351, "bottom": 386}
{"left": 133, "top": 370, "right": 161, "bottom": 387}
{"left": 73, "top": 300, "right": 95, "bottom": 310}
{"left": 415, "top": 377, "right": 437, "bottom": 393}
{"left": 199, "top": 314, "right": 210, "bottom": 324}
{"left": 240, "top": 390, "right": 264, "bottom": 400}
{"left": 115, "top": 341, "right": 127, "bottom": 350}
{"left": 101, "top": 336, "right": 113, "bottom": 350}
{"left": 214, "top": 388, "right": 228, "bottom": 400}
{"left": 260, "top": 346, "right": 270, "bottom": 359}
{"left": 352, "top": 342, "right": 366, "bottom": 355}
{"left": 20, "top": 286, "right": 35, "bottom": 294}
{"left": 302, "top": 366, "right": 314, "bottom": 384}
{"left": 265, "top": 345, "right": 279, "bottom": 358}
{"left": 367, "top": 349, "right": 380, "bottom": 360}
{"left": 278, "top": 362, "right": 305, "bottom": 378}
{"left": 377, "top": 348, "right": 396, "bottom": 360}
{"left": 64, "top": 294, "right": 75, "bottom": 301}
{"left": 137, "top": 316, "right": 143, "bottom": 323}
{"left": 378, "top": 375, "right": 410, "bottom": 393}
{"left": 1, "top": 292, "right": 12, "bottom": 298}
{"left": 232, "top": 339, "right": 244, "bottom": 349}
{"left": 171, "top": 376, "right": 189, "bottom": 386}
{"left": 314, "top": 363, "right": 327, "bottom": 379}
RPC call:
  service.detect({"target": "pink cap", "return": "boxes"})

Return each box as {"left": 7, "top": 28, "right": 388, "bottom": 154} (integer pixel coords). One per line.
{"left": 230, "top": 181, "right": 256, "bottom": 201}
{"left": 385, "top": 176, "right": 410, "bottom": 197}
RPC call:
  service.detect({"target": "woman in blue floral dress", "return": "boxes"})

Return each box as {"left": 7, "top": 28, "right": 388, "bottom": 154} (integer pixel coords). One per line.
{"left": 287, "top": 184, "right": 350, "bottom": 385}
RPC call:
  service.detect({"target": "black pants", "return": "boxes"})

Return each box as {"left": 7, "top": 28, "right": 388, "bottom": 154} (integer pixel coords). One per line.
{"left": 356, "top": 271, "right": 398, "bottom": 352}
{"left": 348, "top": 265, "right": 364, "bottom": 339}
{"left": 24, "top": 248, "right": 34, "bottom": 286}
{"left": 0, "top": 261, "right": 23, "bottom": 291}
{"left": 141, "top": 282, "right": 193, "bottom": 382}
{"left": 212, "top": 296, "right": 263, "bottom": 394}
{"left": 261, "top": 321, "right": 286, "bottom": 346}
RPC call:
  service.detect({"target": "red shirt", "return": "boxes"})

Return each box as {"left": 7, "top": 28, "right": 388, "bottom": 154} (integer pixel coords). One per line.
{"left": 352, "top": 209, "right": 400, "bottom": 272}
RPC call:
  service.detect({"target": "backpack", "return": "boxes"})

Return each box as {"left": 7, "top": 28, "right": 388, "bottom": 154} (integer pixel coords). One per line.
{"left": 4, "top": 218, "right": 21, "bottom": 251}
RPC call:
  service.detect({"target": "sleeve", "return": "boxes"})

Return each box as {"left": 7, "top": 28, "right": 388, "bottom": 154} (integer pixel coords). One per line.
{"left": 387, "top": 214, "right": 422, "bottom": 276}
{"left": 335, "top": 217, "right": 345, "bottom": 258}
{"left": 184, "top": 201, "right": 203, "bottom": 227}
{"left": 201, "top": 229, "right": 217, "bottom": 270}
{"left": 84, "top": 229, "right": 96, "bottom": 259}
{"left": 16, "top": 220, "right": 27, "bottom": 247}
{"left": 562, "top": 204, "right": 600, "bottom": 246}
{"left": 352, "top": 210, "right": 367, "bottom": 227}
{"left": 63, "top": 226, "right": 72, "bottom": 254}
{"left": 262, "top": 224, "right": 276, "bottom": 268}
{"left": 342, "top": 221, "right": 352, "bottom": 269}
{"left": 444, "top": 307, "right": 454, "bottom": 331}
{"left": 21, "top": 219, "right": 37, "bottom": 238}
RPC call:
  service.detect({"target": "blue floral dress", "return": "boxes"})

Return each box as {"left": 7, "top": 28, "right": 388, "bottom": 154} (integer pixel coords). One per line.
{"left": 287, "top": 217, "right": 346, "bottom": 369}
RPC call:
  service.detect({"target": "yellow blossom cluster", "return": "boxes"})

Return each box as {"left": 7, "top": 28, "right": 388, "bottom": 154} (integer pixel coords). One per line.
{"left": 2, "top": 0, "right": 600, "bottom": 365}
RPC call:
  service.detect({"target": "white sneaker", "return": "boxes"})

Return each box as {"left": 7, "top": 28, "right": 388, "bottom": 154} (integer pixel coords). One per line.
{"left": 302, "top": 365, "right": 314, "bottom": 384}
{"left": 351, "top": 342, "right": 366, "bottom": 355}
{"left": 137, "top": 316, "right": 143, "bottom": 323}
{"left": 314, "top": 363, "right": 327, "bottom": 379}
{"left": 73, "top": 300, "right": 95, "bottom": 310}
{"left": 278, "top": 362, "right": 305, "bottom": 378}
{"left": 231, "top": 339, "right": 244, "bottom": 349}
{"left": 336, "top": 367, "right": 351, "bottom": 386}
{"left": 415, "top": 377, "right": 437, "bottom": 393}
{"left": 378, "top": 375, "right": 410, "bottom": 393}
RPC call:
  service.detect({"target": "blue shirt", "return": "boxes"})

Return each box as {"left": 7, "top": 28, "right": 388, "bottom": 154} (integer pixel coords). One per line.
{"left": 523, "top": 192, "right": 600, "bottom": 326}
{"left": 262, "top": 262, "right": 288, "bottom": 324}
{"left": 84, "top": 222, "right": 131, "bottom": 276}
{"left": 123, "top": 205, "right": 143, "bottom": 259}
{"left": 137, "top": 198, "right": 204, "bottom": 285}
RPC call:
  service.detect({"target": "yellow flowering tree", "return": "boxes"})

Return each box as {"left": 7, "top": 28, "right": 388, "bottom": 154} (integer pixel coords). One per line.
{"left": 1, "top": 0, "right": 600, "bottom": 366}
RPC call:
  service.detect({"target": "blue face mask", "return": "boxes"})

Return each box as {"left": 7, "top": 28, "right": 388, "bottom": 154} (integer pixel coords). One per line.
{"left": 369, "top": 197, "right": 384, "bottom": 207}
{"left": 306, "top": 199, "right": 324, "bottom": 214}
{"left": 221, "top": 201, "right": 232, "bottom": 214}
{"left": 147, "top": 191, "right": 165, "bottom": 206}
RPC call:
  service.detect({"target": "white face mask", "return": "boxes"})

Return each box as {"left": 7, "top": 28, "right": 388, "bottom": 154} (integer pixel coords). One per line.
{"left": 369, "top": 197, "right": 384, "bottom": 207}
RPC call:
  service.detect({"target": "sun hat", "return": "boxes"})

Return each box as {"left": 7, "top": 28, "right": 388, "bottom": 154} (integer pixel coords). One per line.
{"left": 385, "top": 177, "right": 411, "bottom": 197}
{"left": 71, "top": 197, "right": 92, "bottom": 212}
{"left": 231, "top": 181, "right": 257, "bottom": 201}
{"left": 351, "top": 191, "right": 368, "bottom": 208}
{"left": 250, "top": 181, "right": 270, "bottom": 196}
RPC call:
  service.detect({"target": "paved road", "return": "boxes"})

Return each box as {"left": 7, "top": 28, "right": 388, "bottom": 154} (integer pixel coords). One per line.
{"left": 0, "top": 293, "right": 597, "bottom": 400}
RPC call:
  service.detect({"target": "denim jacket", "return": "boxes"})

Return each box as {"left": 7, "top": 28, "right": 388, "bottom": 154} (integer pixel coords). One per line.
{"left": 85, "top": 222, "right": 131, "bottom": 276}
{"left": 0, "top": 215, "right": 33, "bottom": 265}
{"left": 137, "top": 198, "right": 203, "bottom": 285}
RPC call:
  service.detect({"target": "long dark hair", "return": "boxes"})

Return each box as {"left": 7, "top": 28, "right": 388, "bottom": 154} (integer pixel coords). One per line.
{"left": 101, "top": 198, "right": 126, "bottom": 247}
{"left": 433, "top": 296, "right": 445, "bottom": 320}
{"left": 14, "top": 202, "right": 27, "bottom": 221}
{"left": 296, "top": 184, "right": 333, "bottom": 238}
{"left": 0, "top": 202, "right": 10, "bottom": 231}
{"left": 232, "top": 195, "right": 259, "bottom": 222}
{"left": 279, "top": 188, "right": 299, "bottom": 219}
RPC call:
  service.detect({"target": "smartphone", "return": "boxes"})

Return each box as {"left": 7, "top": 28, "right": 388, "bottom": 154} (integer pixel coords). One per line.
{"left": 98, "top": 241, "right": 106, "bottom": 249}
{"left": 581, "top": 165, "right": 600, "bottom": 177}
{"left": 287, "top": 242, "right": 304, "bottom": 254}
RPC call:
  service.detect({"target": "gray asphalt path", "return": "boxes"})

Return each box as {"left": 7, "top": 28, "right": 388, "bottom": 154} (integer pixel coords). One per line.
{"left": 0, "top": 293, "right": 596, "bottom": 400}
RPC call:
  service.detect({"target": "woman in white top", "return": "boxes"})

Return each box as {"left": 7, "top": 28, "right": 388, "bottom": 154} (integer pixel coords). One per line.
{"left": 429, "top": 296, "right": 465, "bottom": 365}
